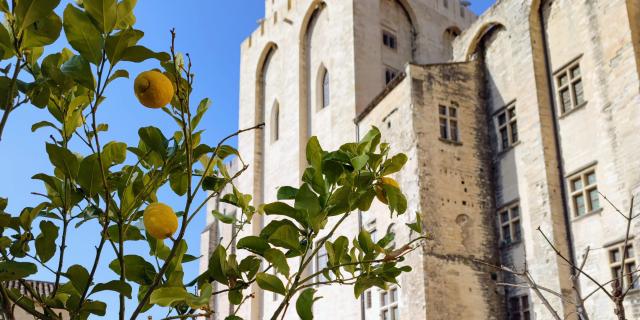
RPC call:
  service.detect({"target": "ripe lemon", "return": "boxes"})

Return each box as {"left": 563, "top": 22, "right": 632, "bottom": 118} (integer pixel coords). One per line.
{"left": 143, "top": 202, "right": 178, "bottom": 240}
{"left": 134, "top": 70, "right": 174, "bottom": 108}
{"left": 375, "top": 177, "right": 400, "bottom": 204}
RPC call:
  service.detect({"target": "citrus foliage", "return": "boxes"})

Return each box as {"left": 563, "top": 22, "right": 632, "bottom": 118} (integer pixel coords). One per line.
{"left": 0, "top": 1, "right": 425, "bottom": 319}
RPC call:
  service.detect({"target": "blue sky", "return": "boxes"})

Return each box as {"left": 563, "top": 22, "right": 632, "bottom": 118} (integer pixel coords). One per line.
{"left": 0, "top": 0, "right": 494, "bottom": 318}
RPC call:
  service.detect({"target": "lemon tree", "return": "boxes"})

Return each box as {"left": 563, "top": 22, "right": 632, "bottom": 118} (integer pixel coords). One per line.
{"left": 0, "top": 1, "right": 425, "bottom": 319}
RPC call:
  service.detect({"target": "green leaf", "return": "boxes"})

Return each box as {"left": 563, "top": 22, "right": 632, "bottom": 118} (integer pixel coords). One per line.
{"left": 120, "top": 45, "right": 170, "bottom": 62}
{"left": 211, "top": 209, "right": 236, "bottom": 224}
{"left": 21, "top": 12, "right": 62, "bottom": 48}
{"left": 208, "top": 245, "right": 228, "bottom": 284}
{"left": 351, "top": 154, "right": 369, "bottom": 171}
{"left": 114, "top": 0, "right": 136, "bottom": 29}
{"left": 102, "top": 141, "right": 127, "bottom": 167}
{"left": 14, "top": 0, "right": 60, "bottom": 32}
{"left": 63, "top": 4, "right": 103, "bottom": 64}
{"left": 306, "top": 136, "right": 323, "bottom": 170}
{"left": 77, "top": 154, "right": 104, "bottom": 196}
{"left": 406, "top": 213, "right": 423, "bottom": 234}
{"left": 0, "top": 261, "right": 37, "bottom": 280}
{"left": 106, "top": 69, "right": 129, "bottom": 85}
{"left": 357, "top": 230, "right": 375, "bottom": 254}
{"left": 277, "top": 186, "right": 298, "bottom": 200}
{"left": 264, "top": 248, "right": 289, "bottom": 277}
{"left": 382, "top": 183, "right": 407, "bottom": 214}
{"left": 255, "top": 272, "right": 285, "bottom": 295}
{"left": 83, "top": 0, "right": 117, "bottom": 33}
{"left": 46, "top": 143, "right": 79, "bottom": 179}
{"left": 81, "top": 300, "right": 106, "bottom": 316}
{"left": 295, "top": 184, "right": 322, "bottom": 231}
{"left": 149, "top": 286, "right": 188, "bottom": 307}
{"left": 237, "top": 236, "right": 270, "bottom": 256}
{"left": 0, "top": 197, "right": 6, "bottom": 211}
{"left": 267, "top": 224, "right": 300, "bottom": 251}
{"left": 354, "top": 276, "right": 385, "bottom": 298}
{"left": 381, "top": 154, "right": 408, "bottom": 176}
{"left": 296, "top": 288, "right": 318, "bottom": 320}
{"left": 107, "top": 225, "right": 144, "bottom": 242}
{"left": 169, "top": 172, "right": 188, "bottom": 196}
{"left": 35, "top": 220, "right": 58, "bottom": 263}
{"left": 90, "top": 280, "right": 132, "bottom": 298}
{"left": 31, "top": 120, "right": 58, "bottom": 133}
{"left": 138, "top": 126, "right": 168, "bottom": 158}
{"left": 109, "top": 255, "right": 156, "bottom": 285}
{"left": 0, "top": 24, "right": 14, "bottom": 59}
{"left": 61, "top": 54, "right": 95, "bottom": 90}
{"left": 65, "top": 264, "right": 90, "bottom": 292}
{"left": 202, "top": 176, "right": 226, "bottom": 193}
{"left": 263, "top": 202, "right": 306, "bottom": 227}
{"left": 105, "top": 28, "right": 143, "bottom": 63}
{"left": 191, "top": 98, "right": 211, "bottom": 129}
{"left": 216, "top": 145, "right": 239, "bottom": 160}
{"left": 225, "top": 316, "right": 244, "bottom": 320}
{"left": 18, "top": 203, "right": 46, "bottom": 230}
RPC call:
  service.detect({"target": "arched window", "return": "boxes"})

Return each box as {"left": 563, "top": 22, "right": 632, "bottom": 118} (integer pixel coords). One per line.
{"left": 322, "top": 69, "right": 330, "bottom": 108}
{"left": 271, "top": 101, "right": 280, "bottom": 142}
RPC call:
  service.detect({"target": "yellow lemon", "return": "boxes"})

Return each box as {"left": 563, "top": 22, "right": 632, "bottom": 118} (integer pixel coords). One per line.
{"left": 375, "top": 177, "right": 400, "bottom": 204}
{"left": 134, "top": 70, "right": 174, "bottom": 108}
{"left": 143, "top": 202, "right": 178, "bottom": 240}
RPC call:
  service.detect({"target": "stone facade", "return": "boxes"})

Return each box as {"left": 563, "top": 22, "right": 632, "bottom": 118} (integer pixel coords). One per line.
{"left": 200, "top": 0, "right": 640, "bottom": 319}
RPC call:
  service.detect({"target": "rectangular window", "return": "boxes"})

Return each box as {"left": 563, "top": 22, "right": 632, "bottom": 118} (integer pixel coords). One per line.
{"left": 443, "top": 0, "right": 448, "bottom": 8}
{"left": 568, "top": 167, "right": 600, "bottom": 217}
{"left": 609, "top": 243, "right": 639, "bottom": 290}
{"left": 382, "top": 30, "right": 397, "bottom": 50}
{"left": 555, "top": 59, "right": 586, "bottom": 115}
{"left": 380, "top": 287, "right": 399, "bottom": 320}
{"left": 439, "top": 103, "right": 460, "bottom": 143}
{"left": 508, "top": 295, "right": 530, "bottom": 320}
{"left": 315, "top": 243, "right": 329, "bottom": 282}
{"left": 495, "top": 103, "right": 518, "bottom": 151}
{"left": 366, "top": 290, "right": 372, "bottom": 309}
{"left": 498, "top": 203, "right": 522, "bottom": 245}
{"left": 385, "top": 67, "right": 399, "bottom": 85}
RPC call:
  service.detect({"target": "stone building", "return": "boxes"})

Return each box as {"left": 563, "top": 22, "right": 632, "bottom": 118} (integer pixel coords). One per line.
{"left": 200, "top": 0, "right": 640, "bottom": 319}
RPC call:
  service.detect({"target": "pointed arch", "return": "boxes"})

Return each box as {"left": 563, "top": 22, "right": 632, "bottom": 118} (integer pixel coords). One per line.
{"left": 464, "top": 22, "right": 506, "bottom": 60}
{"left": 270, "top": 100, "right": 280, "bottom": 142}
{"left": 298, "top": 1, "right": 327, "bottom": 176}
{"left": 316, "top": 64, "right": 330, "bottom": 110}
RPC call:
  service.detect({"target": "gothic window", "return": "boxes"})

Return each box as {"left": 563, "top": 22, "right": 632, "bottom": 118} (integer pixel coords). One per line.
{"left": 498, "top": 203, "right": 521, "bottom": 245}
{"left": 380, "top": 287, "right": 399, "bottom": 320}
{"left": 439, "top": 103, "right": 459, "bottom": 143}
{"left": 382, "top": 30, "right": 397, "bottom": 50}
{"left": 271, "top": 102, "right": 280, "bottom": 142}
{"left": 508, "top": 295, "right": 530, "bottom": 320}
{"left": 495, "top": 103, "right": 518, "bottom": 151}
{"left": 609, "top": 243, "right": 639, "bottom": 290}
{"left": 385, "top": 67, "right": 399, "bottom": 85}
{"left": 568, "top": 167, "right": 600, "bottom": 217}
{"left": 320, "top": 67, "right": 330, "bottom": 109}
{"left": 555, "top": 58, "right": 586, "bottom": 115}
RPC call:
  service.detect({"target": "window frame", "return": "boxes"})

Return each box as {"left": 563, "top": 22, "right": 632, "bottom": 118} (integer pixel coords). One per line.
{"left": 379, "top": 286, "right": 399, "bottom": 320}
{"left": 384, "top": 67, "right": 400, "bottom": 85}
{"left": 382, "top": 29, "right": 398, "bottom": 50}
{"left": 498, "top": 202, "right": 522, "bottom": 246}
{"left": 438, "top": 102, "right": 460, "bottom": 143}
{"left": 494, "top": 102, "right": 518, "bottom": 152}
{"left": 508, "top": 295, "right": 531, "bottom": 320}
{"left": 554, "top": 57, "right": 586, "bottom": 115}
{"left": 608, "top": 242, "right": 639, "bottom": 291}
{"left": 567, "top": 166, "right": 600, "bottom": 217}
